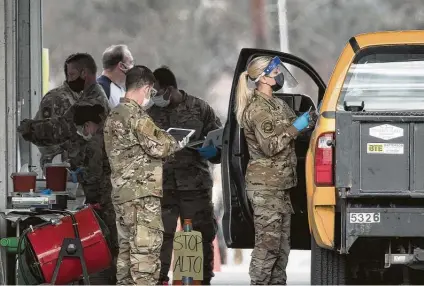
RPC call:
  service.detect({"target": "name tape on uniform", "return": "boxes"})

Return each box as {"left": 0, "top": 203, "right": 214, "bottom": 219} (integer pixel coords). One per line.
{"left": 367, "top": 143, "right": 404, "bottom": 154}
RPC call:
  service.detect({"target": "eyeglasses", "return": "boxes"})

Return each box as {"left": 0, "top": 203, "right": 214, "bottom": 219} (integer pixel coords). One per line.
{"left": 121, "top": 60, "right": 135, "bottom": 70}
{"left": 150, "top": 87, "right": 158, "bottom": 98}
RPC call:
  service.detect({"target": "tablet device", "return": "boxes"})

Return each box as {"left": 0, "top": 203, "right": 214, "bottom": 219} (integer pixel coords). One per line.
{"left": 202, "top": 128, "right": 224, "bottom": 148}
{"left": 166, "top": 128, "right": 196, "bottom": 142}
{"left": 185, "top": 140, "right": 205, "bottom": 151}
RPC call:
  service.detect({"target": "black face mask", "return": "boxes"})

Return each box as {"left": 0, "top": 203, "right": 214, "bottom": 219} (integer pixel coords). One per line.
{"left": 270, "top": 73, "right": 285, "bottom": 92}
{"left": 68, "top": 76, "right": 85, "bottom": 93}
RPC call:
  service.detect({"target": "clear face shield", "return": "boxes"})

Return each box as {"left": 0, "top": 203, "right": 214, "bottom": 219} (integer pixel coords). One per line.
{"left": 254, "top": 56, "right": 299, "bottom": 91}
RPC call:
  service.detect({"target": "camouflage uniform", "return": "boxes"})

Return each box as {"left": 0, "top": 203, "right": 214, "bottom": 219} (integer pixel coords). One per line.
{"left": 103, "top": 97, "right": 181, "bottom": 286}
{"left": 32, "top": 81, "right": 79, "bottom": 172}
{"left": 18, "top": 83, "right": 110, "bottom": 150}
{"left": 72, "top": 131, "right": 119, "bottom": 285}
{"left": 18, "top": 84, "right": 117, "bottom": 284}
{"left": 242, "top": 90, "right": 298, "bottom": 285}
{"left": 147, "top": 91, "right": 221, "bottom": 284}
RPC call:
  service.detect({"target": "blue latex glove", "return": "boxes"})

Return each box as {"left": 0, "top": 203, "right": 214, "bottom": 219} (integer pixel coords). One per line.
{"left": 41, "top": 189, "right": 52, "bottom": 195}
{"left": 293, "top": 112, "right": 310, "bottom": 131}
{"left": 70, "top": 168, "right": 82, "bottom": 183}
{"left": 196, "top": 145, "right": 218, "bottom": 159}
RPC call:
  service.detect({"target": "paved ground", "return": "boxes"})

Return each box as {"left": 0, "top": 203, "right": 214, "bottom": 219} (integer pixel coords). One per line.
{"left": 212, "top": 249, "right": 310, "bottom": 285}
{"left": 168, "top": 248, "right": 310, "bottom": 285}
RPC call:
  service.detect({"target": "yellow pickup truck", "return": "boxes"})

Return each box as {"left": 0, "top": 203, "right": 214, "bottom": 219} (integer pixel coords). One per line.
{"left": 221, "top": 30, "right": 424, "bottom": 284}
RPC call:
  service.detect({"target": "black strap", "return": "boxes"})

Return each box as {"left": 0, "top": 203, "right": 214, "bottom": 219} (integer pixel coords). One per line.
{"left": 96, "top": 75, "right": 112, "bottom": 99}
{"left": 349, "top": 37, "right": 360, "bottom": 54}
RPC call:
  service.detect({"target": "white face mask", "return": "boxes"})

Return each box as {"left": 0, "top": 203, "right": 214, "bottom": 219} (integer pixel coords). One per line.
{"left": 76, "top": 125, "right": 92, "bottom": 141}
{"left": 141, "top": 97, "right": 154, "bottom": 110}
{"left": 140, "top": 87, "right": 156, "bottom": 110}
{"left": 152, "top": 95, "right": 170, "bottom": 107}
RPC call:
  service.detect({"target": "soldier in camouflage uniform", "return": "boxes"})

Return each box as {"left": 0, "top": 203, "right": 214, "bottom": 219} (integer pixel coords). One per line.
{"left": 234, "top": 56, "right": 313, "bottom": 285}
{"left": 71, "top": 106, "right": 119, "bottom": 285}
{"left": 103, "top": 66, "right": 187, "bottom": 286}
{"left": 18, "top": 53, "right": 110, "bottom": 149}
{"left": 18, "top": 53, "right": 118, "bottom": 285}
{"left": 33, "top": 55, "right": 80, "bottom": 172}
{"left": 148, "top": 67, "right": 222, "bottom": 285}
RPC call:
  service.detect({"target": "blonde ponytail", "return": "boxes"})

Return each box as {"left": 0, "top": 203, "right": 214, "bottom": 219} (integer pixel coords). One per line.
{"left": 235, "top": 71, "right": 252, "bottom": 126}
{"left": 234, "top": 56, "right": 273, "bottom": 126}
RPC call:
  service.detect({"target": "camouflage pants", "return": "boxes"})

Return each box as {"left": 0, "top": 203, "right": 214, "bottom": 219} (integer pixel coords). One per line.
{"left": 114, "top": 196, "right": 164, "bottom": 285}
{"left": 247, "top": 190, "right": 292, "bottom": 285}
{"left": 159, "top": 189, "right": 217, "bottom": 284}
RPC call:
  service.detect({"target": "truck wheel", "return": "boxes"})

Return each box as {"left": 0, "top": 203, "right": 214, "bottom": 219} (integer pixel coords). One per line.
{"left": 311, "top": 236, "right": 347, "bottom": 285}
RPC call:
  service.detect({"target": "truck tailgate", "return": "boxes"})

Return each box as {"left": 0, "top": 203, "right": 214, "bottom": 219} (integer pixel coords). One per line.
{"left": 335, "top": 111, "right": 424, "bottom": 196}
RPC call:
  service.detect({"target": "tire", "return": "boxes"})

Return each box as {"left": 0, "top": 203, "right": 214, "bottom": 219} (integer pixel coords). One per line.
{"left": 311, "top": 235, "right": 347, "bottom": 285}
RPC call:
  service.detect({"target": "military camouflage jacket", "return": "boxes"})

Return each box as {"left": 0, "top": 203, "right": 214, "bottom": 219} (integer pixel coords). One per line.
{"left": 147, "top": 91, "right": 222, "bottom": 191}
{"left": 32, "top": 82, "right": 79, "bottom": 169}
{"left": 33, "top": 81, "right": 80, "bottom": 120}
{"left": 74, "top": 131, "right": 113, "bottom": 205}
{"left": 242, "top": 90, "right": 298, "bottom": 191}
{"left": 104, "top": 97, "right": 181, "bottom": 204}
{"left": 21, "top": 83, "right": 110, "bottom": 161}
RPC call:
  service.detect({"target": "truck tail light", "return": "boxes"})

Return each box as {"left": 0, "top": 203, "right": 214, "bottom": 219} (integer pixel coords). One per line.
{"left": 314, "top": 132, "right": 334, "bottom": 186}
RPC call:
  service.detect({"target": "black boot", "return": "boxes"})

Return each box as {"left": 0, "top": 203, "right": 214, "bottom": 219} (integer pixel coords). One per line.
{"left": 157, "top": 276, "right": 170, "bottom": 285}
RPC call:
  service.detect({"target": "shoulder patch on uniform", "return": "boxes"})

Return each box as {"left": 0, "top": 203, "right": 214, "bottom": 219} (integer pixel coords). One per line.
{"left": 137, "top": 117, "right": 163, "bottom": 139}
{"left": 42, "top": 107, "right": 52, "bottom": 118}
{"left": 261, "top": 120, "right": 274, "bottom": 134}
{"left": 139, "top": 117, "right": 156, "bottom": 136}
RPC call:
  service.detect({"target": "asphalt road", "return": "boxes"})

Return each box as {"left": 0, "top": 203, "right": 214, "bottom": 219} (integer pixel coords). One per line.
{"left": 212, "top": 249, "right": 310, "bottom": 285}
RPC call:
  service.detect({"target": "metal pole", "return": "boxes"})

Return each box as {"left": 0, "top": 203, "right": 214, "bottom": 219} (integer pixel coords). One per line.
{"left": 0, "top": 0, "right": 42, "bottom": 283}
{"left": 0, "top": 0, "right": 18, "bottom": 283}
{"left": 278, "top": 0, "right": 289, "bottom": 53}
{"left": 251, "top": 0, "right": 267, "bottom": 49}
{"left": 17, "top": 0, "right": 32, "bottom": 171}
{"left": 0, "top": 1, "right": 7, "bottom": 282}
{"left": 16, "top": 0, "right": 42, "bottom": 176}
{"left": 29, "top": 0, "right": 43, "bottom": 176}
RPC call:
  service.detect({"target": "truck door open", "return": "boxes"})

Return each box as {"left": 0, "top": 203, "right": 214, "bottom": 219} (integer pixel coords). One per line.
{"left": 221, "top": 48, "right": 326, "bottom": 249}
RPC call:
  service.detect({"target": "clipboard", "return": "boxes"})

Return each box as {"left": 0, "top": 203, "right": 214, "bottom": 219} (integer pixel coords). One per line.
{"left": 202, "top": 128, "right": 224, "bottom": 148}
